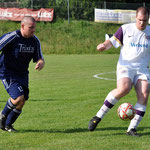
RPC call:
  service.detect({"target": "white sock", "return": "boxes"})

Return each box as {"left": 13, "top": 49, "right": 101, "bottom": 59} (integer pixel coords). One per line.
{"left": 96, "top": 92, "right": 118, "bottom": 119}
{"left": 127, "top": 103, "right": 146, "bottom": 132}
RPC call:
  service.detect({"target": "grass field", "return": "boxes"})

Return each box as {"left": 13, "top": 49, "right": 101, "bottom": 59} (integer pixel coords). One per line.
{"left": 0, "top": 54, "right": 150, "bottom": 150}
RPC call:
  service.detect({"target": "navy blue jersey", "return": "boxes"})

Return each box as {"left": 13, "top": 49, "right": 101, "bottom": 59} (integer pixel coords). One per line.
{"left": 0, "top": 30, "right": 44, "bottom": 86}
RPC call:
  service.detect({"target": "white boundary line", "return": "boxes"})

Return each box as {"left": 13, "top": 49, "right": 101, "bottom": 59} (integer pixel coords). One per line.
{"left": 93, "top": 71, "right": 116, "bottom": 81}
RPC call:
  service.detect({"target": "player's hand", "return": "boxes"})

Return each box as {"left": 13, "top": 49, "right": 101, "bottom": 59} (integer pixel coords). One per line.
{"left": 97, "top": 43, "right": 106, "bottom": 51}
{"left": 35, "top": 59, "right": 45, "bottom": 71}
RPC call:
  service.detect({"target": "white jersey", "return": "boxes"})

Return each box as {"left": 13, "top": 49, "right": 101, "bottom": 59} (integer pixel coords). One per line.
{"left": 110, "top": 23, "right": 150, "bottom": 69}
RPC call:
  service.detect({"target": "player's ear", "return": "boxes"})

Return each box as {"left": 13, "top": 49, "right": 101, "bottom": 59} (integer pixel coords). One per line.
{"left": 21, "top": 23, "right": 25, "bottom": 30}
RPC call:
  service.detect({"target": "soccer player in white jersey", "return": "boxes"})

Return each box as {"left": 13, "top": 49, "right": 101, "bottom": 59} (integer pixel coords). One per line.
{"left": 88, "top": 6, "right": 150, "bottom": 137}
{"left": 0, "top": 16, "right": 45, "bottom": 132}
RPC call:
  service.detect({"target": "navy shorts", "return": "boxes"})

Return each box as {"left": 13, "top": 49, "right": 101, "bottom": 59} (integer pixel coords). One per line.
{"left": 2, "top": 78, "right": 29, "bottom": 100}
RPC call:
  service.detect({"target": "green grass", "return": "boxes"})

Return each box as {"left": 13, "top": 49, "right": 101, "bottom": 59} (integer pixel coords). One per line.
{"left": 0, "top": 54, "right": 150, "bottom": 150}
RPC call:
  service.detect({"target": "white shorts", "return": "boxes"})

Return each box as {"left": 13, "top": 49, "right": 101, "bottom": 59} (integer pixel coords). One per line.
{"left": 117, "top": 66, "right": 150, "bottom": 85}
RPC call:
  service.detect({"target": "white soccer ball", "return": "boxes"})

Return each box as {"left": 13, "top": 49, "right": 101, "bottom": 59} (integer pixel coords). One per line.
{"left": 117, "top": 103, "right": 135, "bottom": 121}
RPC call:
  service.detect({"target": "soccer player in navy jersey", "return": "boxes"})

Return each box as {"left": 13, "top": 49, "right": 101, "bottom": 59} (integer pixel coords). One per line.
{"left": 88, "top": 6, "right": 150, "bottom": 137}
{"left": 0, "top": 16, "right": 45, "bottom": 132}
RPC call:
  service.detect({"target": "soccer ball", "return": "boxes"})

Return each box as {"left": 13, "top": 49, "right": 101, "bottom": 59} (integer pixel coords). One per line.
{"left": 117, "top": 103, "right": 135, "bottom": 121}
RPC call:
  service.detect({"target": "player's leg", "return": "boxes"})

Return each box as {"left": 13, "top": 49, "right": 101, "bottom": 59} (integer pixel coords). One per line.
{"left": 0, "top": 78, "right": 18, "bottom": 130}
{"left": 127, "top": 79, "right": 150, "bottom": 136}
{"left": 0, "top": 97, "right": 16, "bottom": 130}
{"left": 88, "top": 77, "right": 132, "bottom": 131}
{"left": 5, "top": 96, "right": 26, "bottom": 132}
{"left": 5, "top": 86, "right": 29, "bottom": 132}
{"left": 97, "top": 77, "right": 132, "bottom": 118}
{"left": 88, "top": 67, "right": 134, "bottom": 131}
{"left": 0, "top": 96, "right": 24, "bottom": 130}
{"left": 2, "top": 95, "right": 24, "bottom": 116}
{"left": 0, "top": 79, "right": 28, "bottom": 132}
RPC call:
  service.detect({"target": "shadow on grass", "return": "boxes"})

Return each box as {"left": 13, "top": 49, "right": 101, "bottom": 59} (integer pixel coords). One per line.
{"left": 18, "top": 126, "right": 150, "bottom": 136}
{"left": 29, "top": 98, "right": 55, "bottom": 102}
{"left": 18, "top": 128, "right": 89, "bottom": 133}
{"left": 0, "top": 98, "right": 55, "bottom": 103}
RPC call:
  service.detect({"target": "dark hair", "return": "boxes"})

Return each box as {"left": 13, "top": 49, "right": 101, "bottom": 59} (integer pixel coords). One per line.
{"left": 136, "top": 6, "right": 149, "bottom": 18}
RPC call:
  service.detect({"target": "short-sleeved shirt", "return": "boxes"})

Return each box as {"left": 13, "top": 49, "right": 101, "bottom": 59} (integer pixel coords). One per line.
{"left": 0, "top": 30, "right": 44, "bottom": 87}
{"left": 110, "top": 23, "right": 150, "bottom": 69}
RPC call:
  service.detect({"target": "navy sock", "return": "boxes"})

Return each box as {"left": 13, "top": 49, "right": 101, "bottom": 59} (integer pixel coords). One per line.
{"left": 2, "top": 99, "right": 16, "bottom": 118}
{"left": 5, "top": 109, "right": 22, "bottom": 127}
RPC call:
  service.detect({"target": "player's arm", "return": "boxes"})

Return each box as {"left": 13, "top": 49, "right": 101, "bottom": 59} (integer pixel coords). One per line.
{"left": 0, "top": 31, "right": 17, "bottom": 51}
{"left": 97, "top": 40, "right": 113, "bottom": 52}
{"left": 33, "top": 35, "right": 45, "bottom": 71}
{"left": 35, "top": 58, "right": 45, "bottom": 71}
{"left": 97, "top": 26, "right": 123, "bottom": 52}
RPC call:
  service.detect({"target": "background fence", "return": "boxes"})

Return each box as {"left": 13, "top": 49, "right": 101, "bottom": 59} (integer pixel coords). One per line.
{"left": 0, "top": 1, "right": 150, "bottom": 22}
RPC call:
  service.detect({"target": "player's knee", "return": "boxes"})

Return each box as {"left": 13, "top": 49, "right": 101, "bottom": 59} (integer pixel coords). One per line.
{"left": 117, "top": 87, "right": 130, "bottom": 97}
{"left": 11, "top": 95, "right": 25, "bottom": 105}
{"left": 18, "top": 95, "right": 25, "bottom": 105}
{"left": 17, "top": 95, "right": 25, "bottom": 101}
{"left": 15, "top": 95, "right": 26, "bottom": 109}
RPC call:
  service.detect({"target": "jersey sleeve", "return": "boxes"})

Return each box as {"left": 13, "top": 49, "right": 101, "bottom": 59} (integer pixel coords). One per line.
{"left": 33, "top": 36, "right": 44, "bottom": 62}
{"left": 109, "top": 26, "right": 123, "bottom": 48}
{"left": 0, "top": 31, "right": 17, "bottom": 51}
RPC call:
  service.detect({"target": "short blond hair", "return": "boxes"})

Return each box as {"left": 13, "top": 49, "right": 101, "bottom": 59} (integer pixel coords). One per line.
{"left": 21, "top": 16, "right": 36, "bottom": 25}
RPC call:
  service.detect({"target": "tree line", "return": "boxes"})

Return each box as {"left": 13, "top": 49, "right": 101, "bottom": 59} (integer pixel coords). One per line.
{"left": 1, "top": 0, "right": 149, "bottom": 21}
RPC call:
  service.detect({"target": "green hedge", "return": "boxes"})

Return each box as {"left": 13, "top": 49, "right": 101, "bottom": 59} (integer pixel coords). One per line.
{"left": 0, "top": 19, "right": 121, "bottom": 54}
